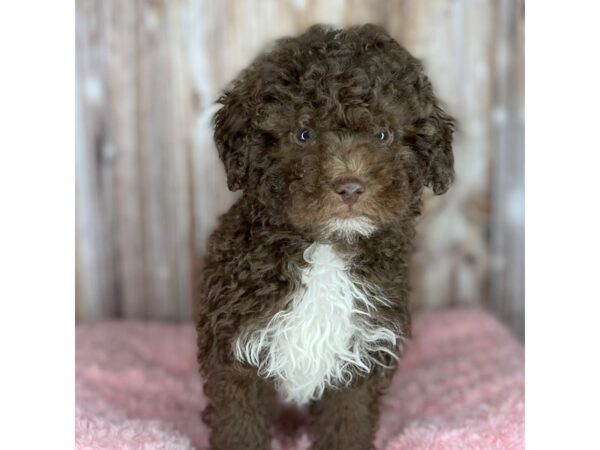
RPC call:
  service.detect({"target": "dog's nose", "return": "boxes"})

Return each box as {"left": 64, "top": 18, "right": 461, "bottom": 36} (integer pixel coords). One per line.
{"left": 333, "top": 178, "right": 366, "bottom": 206}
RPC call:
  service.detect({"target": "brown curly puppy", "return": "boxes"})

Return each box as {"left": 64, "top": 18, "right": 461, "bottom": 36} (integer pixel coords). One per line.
{"left": 196, "top": 24, "right": 454, "bottom": 450}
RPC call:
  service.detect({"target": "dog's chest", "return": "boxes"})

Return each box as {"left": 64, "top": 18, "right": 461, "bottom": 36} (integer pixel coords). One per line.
{"left": 234, "top": 243, "right": 398, "bottom": 405}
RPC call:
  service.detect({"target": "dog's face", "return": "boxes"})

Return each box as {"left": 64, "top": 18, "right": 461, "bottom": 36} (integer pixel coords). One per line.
{"left": 263, "top": 110, "right": 421, "bottom": 241}
{"left": 214, "top": 25, "right": 454, "bottom": 241}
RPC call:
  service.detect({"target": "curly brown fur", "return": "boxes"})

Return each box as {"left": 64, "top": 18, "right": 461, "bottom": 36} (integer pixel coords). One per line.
{"left": 196, "top": 24, "right": 454, "bottom": 450}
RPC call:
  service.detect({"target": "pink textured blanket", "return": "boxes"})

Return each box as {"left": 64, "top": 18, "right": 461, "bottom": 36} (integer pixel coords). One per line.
{"left": 75, "top": 308, "right": 524, "bottom": 449}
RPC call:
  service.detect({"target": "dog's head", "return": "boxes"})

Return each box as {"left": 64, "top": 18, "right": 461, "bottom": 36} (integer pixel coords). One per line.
{"left": 214, "top": 24, "right": 454, "bottom": 241}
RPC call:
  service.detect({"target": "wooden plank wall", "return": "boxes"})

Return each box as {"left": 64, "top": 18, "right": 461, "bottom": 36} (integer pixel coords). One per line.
{"left": 75, "top": 0, "right": 525, "bottom": 338}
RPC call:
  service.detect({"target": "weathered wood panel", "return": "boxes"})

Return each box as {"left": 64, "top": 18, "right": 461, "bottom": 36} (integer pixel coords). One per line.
{"left": 75, "top": 0, "right": 524, "bottom": 338}
{"left": 489, "top": 0, "right": 525, "bottom": 339}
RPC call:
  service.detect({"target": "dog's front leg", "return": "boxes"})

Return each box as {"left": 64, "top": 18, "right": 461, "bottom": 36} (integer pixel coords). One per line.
{"left": 202, "top": 367, "right": 275, "bottom": 450}
{"left": 309, "top": 375, "right": 388, "bottom": 450}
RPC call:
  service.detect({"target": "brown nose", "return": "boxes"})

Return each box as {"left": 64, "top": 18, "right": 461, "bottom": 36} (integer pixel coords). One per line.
{"left": 333, "top": 177, "right": 366, "bottom": 206}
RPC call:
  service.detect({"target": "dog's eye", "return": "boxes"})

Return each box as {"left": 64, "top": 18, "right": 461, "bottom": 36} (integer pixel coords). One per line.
{"left": 295, "top": 128, "right": 313, "bottom": 144}
{"left": 376, "top": 129, "right": 393, "bottom": 144}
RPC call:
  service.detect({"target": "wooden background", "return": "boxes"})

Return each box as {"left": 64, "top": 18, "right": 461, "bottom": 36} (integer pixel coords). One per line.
{"left": 75, "top": 0, "right": 524, "bottom": 339}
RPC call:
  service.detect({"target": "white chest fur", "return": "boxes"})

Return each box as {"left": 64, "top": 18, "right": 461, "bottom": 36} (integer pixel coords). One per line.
{"left": 233, "top": 243, "right": 400, "bottom": 405}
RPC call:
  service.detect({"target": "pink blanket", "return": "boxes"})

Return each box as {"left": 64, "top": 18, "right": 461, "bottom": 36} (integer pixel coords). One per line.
{"left": 75, "top": 308, "right": 524, "bottom": 449}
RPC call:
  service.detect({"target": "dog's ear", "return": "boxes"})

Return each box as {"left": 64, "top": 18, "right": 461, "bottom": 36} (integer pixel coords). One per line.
{"left": 408, "top": 73, "right": 455, "bottom": 195}
{"left": 214, "top": 54, "right": 289, "bottom": 192}
{"left": 213, "top": 87, "right": 252, "bottom": 192}
{"left": 214, "top": 63, "right": 273, "bottom": 192}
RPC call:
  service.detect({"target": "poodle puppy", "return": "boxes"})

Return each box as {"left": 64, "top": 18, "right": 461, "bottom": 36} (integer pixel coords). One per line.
{"left": 196, "top": 24, "right": 454, "bottom": 450}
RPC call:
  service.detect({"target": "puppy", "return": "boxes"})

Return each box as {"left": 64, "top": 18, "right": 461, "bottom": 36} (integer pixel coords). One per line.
{"left": 196, "top": 24, "right": 454, "bottom": 450}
